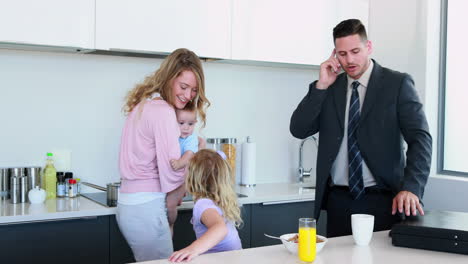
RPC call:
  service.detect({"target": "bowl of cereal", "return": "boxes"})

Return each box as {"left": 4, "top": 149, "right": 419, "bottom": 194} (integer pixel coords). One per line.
{"left": 279, "top": 233, "right": 327, "bottom": 254}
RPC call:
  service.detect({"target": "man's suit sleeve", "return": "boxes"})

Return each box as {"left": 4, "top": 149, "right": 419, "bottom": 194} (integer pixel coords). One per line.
{"left": 290, "top": 81, "right": 328, "bottom": 139}
{"left": 398, "top": 74, "right": 432, "bottom": 199}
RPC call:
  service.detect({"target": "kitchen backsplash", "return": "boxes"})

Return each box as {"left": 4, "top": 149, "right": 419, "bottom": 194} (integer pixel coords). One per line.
{"left": 0, "top": 49, "right": 318, "bottom": 187}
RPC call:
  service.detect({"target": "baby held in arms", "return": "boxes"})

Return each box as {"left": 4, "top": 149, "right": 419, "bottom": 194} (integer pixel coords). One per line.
{"left": 169, "top": 149, "right": 243, "bottom": 262}
{"left": 171, "top": 107, "right": 199, "bottom": 170}
{"left": 167, "top": 106, "right": 200, "bottom": 233}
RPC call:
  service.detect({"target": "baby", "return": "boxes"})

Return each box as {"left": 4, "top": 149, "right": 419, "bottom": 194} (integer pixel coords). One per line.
{"left": 171, "top": 108, "right": 199, "bottom": 170}
{"left": 167, "top": 107, "right": 199, "bottom": 233}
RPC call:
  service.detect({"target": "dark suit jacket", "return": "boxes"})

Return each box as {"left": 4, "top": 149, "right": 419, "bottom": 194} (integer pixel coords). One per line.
{"left": 290, "top": 60, "right": 432, "bottom": 219}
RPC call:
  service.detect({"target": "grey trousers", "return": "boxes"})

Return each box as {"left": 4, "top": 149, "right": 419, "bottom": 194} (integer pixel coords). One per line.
{"left": 116, "top": 197, "right": 173, "bottom": 261}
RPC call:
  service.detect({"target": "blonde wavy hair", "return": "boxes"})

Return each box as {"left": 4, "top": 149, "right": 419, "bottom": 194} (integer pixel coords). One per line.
{"left": 122, "top": 48, "right": 210, "bottom": 127}
{"left": 186, "top": 149, "right": 243, "bottom": 227}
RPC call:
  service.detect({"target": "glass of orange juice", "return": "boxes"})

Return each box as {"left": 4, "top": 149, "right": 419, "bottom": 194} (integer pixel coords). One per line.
{"left": 298, "top": 218, "right": 316, "bottom": 262}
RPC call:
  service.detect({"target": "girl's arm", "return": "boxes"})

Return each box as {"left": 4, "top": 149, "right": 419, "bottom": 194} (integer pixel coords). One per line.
{"left": 169, "top": 208, "right": 228, "bottom": 262}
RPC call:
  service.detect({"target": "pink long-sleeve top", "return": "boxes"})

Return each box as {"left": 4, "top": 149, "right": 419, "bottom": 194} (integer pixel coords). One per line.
{"left": 119, "top": 99, "right": 185, "bottom": 193}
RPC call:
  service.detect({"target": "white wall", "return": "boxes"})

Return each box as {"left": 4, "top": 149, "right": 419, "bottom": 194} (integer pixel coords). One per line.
{"left": 369, "top": 0, "right": 468, "bottom": 212}
{"left": 0, "top": 49, "right": 318, "bottom": 188}
{"left": 368, "top": 0, "right": 427, "bottom": 101}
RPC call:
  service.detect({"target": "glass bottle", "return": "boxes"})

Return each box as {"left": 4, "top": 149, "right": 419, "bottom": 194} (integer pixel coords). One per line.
{"left": 68, "top": 179, "right": 77, "bottom": 198}
{"left": 43, "top": 152, "right": 57, "bottom": 199}
{"left": 75, "top": 178, "right": 81, "bottom": 195}
{"left": 56, "top": 172, "right": 66, "bottom": 198}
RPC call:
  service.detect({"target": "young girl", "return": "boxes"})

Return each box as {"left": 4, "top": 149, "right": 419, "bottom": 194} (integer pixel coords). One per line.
{"left": 169, "top": 149, "right": 243, "bottom": 262}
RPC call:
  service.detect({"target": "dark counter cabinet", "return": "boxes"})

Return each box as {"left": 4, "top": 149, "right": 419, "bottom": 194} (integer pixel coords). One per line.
{"left": 0, "top": 200, "right": 318, "bottom": 263}
{"left": 250, "top": 200, "right": 315, "bottom": 247}
{"left": 0, "top": 216, "right": 110, "bottom": 264}
{"left": 109, "top": 216, "right": 135, "bottom": 264}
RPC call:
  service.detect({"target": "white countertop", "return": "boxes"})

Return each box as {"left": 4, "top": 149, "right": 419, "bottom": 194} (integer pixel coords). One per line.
{"left": 0, "top": 196, "right": 115, "bottom": 224}
{"left": 237, "top": 182, "right": 315, "bottom": 204}
{"left": 0, "top": 182, "right": 315, "bottom": 224}
{"left": 138, "top": 231, "right": 468, "bottom": 264}
{"left": 178, "top": 182, "right": 315, "bottom": 210}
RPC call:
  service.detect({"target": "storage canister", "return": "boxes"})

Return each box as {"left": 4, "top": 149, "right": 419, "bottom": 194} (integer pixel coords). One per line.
{"left": 220, "top": 138, "right": 237, "bottom": 178}
{"left": 25, "top": 166, "right": 41, "bottom": 190}
{"left": 9, "top": 167, "right": 25, "bottom": 178}
{"left": 20, "top": 176, "right": 28, "bottom": 203}
{"left": 206, "top": 138, "right": 222, "bottom": 152}
{"left": 10, "top": 176, "right": 21, "bottom": 204}
{"left": 0, "top": 168, "right": 9, "bottom": 200}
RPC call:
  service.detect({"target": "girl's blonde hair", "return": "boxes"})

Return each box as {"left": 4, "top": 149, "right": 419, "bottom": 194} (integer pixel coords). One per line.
{"left": 186, "top": 149, "right": 242, "bottom": 227}
{"left": 122, "top": 48, "right": 210, "bottom": 127}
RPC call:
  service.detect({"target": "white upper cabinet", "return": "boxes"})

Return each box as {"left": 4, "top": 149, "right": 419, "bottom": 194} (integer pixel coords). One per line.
{"left": 232, "top": 0, "right": 369, "bottom": 65}
{"left": 0, "top": 0, "right": 95, "bottom": 49}
{"left": 96, "top": 0, "right": 232, "bottom": 59}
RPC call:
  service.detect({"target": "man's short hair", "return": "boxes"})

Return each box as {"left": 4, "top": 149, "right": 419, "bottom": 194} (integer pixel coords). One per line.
{"left": 333, "top": 19, "right": 367, "bottom": 44}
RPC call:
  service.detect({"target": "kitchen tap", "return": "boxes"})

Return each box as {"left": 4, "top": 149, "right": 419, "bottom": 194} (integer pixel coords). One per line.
{"left": 298, "top": 136, "right": 318, "bottom": 183}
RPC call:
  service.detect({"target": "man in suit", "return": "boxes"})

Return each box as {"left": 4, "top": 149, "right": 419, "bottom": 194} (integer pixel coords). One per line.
{"left": 290, "top": 19, "right": 432, "bottom": 237}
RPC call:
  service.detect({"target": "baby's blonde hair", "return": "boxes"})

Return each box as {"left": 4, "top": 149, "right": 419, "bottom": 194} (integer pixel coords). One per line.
{"left": 186, "top": 149, "right": 242, "bottom": 227}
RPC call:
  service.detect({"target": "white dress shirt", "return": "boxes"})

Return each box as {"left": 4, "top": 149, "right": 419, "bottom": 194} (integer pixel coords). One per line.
{"left": 330, "top": 60, "right": 376, "bottom": 187}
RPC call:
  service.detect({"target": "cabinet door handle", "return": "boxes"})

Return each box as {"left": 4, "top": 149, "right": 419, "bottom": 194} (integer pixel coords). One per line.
{"left": 262, "top": 199, "right": 314, "bottom": 206}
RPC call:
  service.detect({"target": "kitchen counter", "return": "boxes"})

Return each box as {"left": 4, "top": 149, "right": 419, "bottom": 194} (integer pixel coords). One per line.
{"left": 0, "top": 182, "right": 315, "bottom": 224}
{"left": 137, "top": 231, "right": 468, "bottom": 264}
{"left": 179, "top": 182, "right": 315, "bottom": 210}
{"left": 0, "top": 196, "right": 115, "bottom": 224}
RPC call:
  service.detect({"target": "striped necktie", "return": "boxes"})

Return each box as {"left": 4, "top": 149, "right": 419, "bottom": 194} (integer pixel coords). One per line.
{"left": 348, "top": 81, "right": 364, "bottom": 199}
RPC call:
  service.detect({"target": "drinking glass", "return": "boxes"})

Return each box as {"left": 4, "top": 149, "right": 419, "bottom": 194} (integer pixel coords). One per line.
{"left": 298, "top": 218, "right": 316, "bottom": 262}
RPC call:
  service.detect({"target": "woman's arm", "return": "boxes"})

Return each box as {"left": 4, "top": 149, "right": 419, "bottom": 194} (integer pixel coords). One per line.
{"left": 150, "top": 103, "right": 186, "bottom": 192}
{"left": 169, "top": 209, "right": 227, "bottom": 262}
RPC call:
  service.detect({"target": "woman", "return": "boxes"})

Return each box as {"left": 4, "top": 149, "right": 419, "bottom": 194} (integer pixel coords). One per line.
{"left": 117, "top": 48, "right": 210, "bottom": 261}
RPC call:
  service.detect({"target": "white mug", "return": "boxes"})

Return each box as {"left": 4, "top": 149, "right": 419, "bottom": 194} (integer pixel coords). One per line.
{"left": 351, "top": 214, "right": 375, "bottom": 246}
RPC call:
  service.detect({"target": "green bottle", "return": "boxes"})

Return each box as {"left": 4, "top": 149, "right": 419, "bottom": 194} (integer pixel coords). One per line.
{"left": 43, "top": 152, "right": 57, "bottom": 199}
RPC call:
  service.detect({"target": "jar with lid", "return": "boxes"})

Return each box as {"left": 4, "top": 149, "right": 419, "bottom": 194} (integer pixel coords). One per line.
{"left": 64, "top": 172, "right": 73, "bottom": 196}
{"left": 206, "top": 138, "right": 222, "bottom": 152}
{"left": 0, "top": 168, "right": 9, "bottom": 200}
{"left": 68, "top": 179, "right": 77, "bottom": 198}
{"left": 56, "top": 172, "right": 66, "bottom": 198}
{"left": 220, "top": 138, "right": 237, "bottom": 179}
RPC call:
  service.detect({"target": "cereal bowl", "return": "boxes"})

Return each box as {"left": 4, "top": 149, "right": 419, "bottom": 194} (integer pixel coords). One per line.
{"left": 279, "top": 233, "right": 328, "bottom": 254}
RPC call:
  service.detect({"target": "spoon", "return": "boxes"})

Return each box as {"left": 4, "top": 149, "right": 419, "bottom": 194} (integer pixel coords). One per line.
{"left": 264, "top": 233, "right": 289, "bottom": 242}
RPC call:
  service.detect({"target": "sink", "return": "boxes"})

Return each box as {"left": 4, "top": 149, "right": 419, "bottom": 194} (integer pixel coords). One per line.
{"left": 299, "top": 186, "right": 316, "bottom": 192}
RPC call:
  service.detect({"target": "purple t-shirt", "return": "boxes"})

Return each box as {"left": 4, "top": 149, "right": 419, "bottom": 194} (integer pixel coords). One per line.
{"left": 192, "top": 198, "right": 242, "bottom": 253}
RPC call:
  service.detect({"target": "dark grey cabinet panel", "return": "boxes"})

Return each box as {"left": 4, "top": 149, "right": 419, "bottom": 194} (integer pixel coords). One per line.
{"left": 0, "top": 199, "right": 317, "bottom": 263}
{"left": 250, "top": 201, "right": 315, "bottom": 247}
{"left": 238, "top": 204, "right": 251, "bottom": 249}
{"left": 173, "top": 209, "right": 196, "bottom": 250}
{"left": 0, "top": 216, "right": 109, "bottom": 264}
{"left": 109, "top": 215, "right": 135, "bottom": 264}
